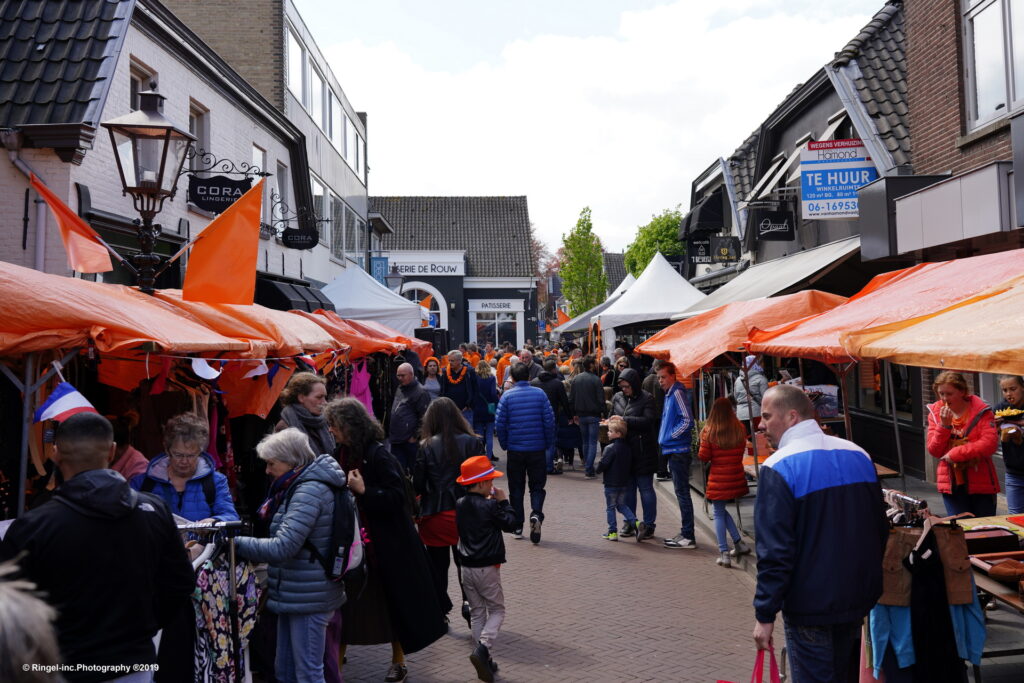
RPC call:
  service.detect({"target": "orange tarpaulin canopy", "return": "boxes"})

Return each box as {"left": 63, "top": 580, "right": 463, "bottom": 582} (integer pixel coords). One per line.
{"left": 747, "top": 250, "right": 1024, "bottom": 364}
{"left": 840, "top": 274, "right": 1024, "bottom": 375}
{"left": 293, "top": 310, "right": 407, "bottom": 359}
{"left": 0, "top": 261, "right": 247, "bottom": 356}
{"left": 636, "top": 290, "right": 847, "bottom": 377}
{"left": 340, "top": 318, "right": 433, "bottom": 365}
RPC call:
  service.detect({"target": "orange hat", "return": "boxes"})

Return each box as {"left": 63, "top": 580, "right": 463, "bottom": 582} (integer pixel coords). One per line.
{"left": 456, "top": 455, "right": 503, "bottom": 485}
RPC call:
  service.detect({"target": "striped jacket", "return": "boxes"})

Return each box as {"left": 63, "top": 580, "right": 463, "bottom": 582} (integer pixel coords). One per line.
{"left": 658, "top": 382, "right": 693, "bottom": 455}
{"left": 753, "top": 420, "right": 887, "bottom": 626}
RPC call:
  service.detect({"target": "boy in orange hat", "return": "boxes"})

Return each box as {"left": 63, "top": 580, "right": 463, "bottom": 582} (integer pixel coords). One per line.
{"left": 455, "top": 455, "right": 518, "bottom": 682}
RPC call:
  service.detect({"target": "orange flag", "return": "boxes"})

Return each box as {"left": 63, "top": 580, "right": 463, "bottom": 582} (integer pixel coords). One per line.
{"left": 183, "top": 179, "right": 264, "bottom": 305}
{"left": 556, "top": 309, "right": 571, "bottom": 326}
{"left": 419, "top": 294, "right": 433, "bottom": 309}
{"left": 30, "top": 174, "right": 112, "bottom": 273}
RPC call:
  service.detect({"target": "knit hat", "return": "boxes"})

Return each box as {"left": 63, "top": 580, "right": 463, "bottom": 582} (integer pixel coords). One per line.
{"left": 456, "top": 455, "right": 503, "bottom": 485}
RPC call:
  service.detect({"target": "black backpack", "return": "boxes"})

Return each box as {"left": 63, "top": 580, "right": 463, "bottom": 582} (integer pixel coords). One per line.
{"left": 284, "top": 481, "right": 366, "bottom": 589}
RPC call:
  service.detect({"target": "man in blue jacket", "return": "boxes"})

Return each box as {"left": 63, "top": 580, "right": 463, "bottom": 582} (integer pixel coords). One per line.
{"left": 752, "top": 384, "right": 887, "bottom": 682}
{"left": 656, "top": 363, "right": 696, "bottom": 549}
{"left": 495, "top": 362, "right": 556, "bottom": 544}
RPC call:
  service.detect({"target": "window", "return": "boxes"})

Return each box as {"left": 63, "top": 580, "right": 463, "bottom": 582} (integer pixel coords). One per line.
{"left": 287, "top": 29, "right": 305, "bottom": 100}
{"left": 345, "top": 116, "right": 357, "bottom": 167}
{"left": 852, "top": 360, "right": 915, "bottom": 421}
{"left": 252, "top": 145, "right": 267, "bottom": 219}
{"left": 404, "top": 288, "right": 441, "bottom": 328}
{"left": 129, "top": 62, "right": 155, "bottom": 111}
{"left": 310, "top": 175, "right": 327, "bottom": 244}
{"left": 274, "top": 162, "right": 289, "bottom": 221}
{"left": 330, "top": 195, "right": 345, "bottom": 260}
{"left": 331, "top": 93, "right": 344, "bottom": 150}
{"left": 474, "top": 312, "right": 517, "bottom": 347}
{"left": 344, "top": 206, "right": 360, "bottom": 262}
{"left": 188, "top": 101, "right": 209, "bottom": 171}
{"left": 309, "top": 68, "right": 325, "bottom": 129}
{"left": 357, "top": 134, "right": 366, "bottom": 179}
{"left": 961, "top": 0, "right": 1024, "bottom": 128}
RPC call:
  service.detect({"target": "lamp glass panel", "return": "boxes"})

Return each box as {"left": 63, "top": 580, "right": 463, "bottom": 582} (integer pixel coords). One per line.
{"left": 112, "top": 129, "right": 137, "bottom": 186}
{"left": 162, "top": 136, "right": 191, "bottom": 194}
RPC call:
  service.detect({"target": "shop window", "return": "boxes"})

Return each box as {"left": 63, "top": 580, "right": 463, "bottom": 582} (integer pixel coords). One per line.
{"left": 287, "top": 28, "right": 305, "bottom": 101}
{"left": 474, "top": 312, "right": 517, "bottom": 347}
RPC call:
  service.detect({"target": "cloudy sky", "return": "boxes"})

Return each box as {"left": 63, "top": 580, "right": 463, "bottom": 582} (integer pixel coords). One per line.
{"left": 294, "top": 0, "right": 884, "bottom": 252}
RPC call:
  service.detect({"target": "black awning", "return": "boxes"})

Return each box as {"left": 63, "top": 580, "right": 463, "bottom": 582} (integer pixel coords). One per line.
{"left": 255, "top": 278, "right": 335, "bottom": 313}
{"left": 678, "top": 186, "right": 727, "bottom": 240}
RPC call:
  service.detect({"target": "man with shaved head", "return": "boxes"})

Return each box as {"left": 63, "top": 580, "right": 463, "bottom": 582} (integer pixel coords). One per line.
{"left": 752, "top": 384, "right": 887, "bottom": 682}
{"left": 390, "top": 361, "right": 431, "bottom": 471}
{"left": 0, "top": 413, "right": 193, "bottom": 682}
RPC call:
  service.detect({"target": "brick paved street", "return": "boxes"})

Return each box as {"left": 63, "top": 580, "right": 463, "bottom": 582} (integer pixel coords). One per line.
{"left": 343, "top": 452, "right": 762, "bottom": 682}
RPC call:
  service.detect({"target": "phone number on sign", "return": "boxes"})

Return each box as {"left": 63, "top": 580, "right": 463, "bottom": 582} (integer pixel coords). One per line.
{"left": 804, "top": 200, "right": 858, "bottom": 213}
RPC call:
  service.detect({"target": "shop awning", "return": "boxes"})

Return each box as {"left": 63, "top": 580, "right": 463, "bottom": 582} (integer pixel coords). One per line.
{"left": 293, "top": 310, "right": 408, "bottom": 359}
{"left": 255, "top": 278, "right": 335, "bottom": 313}
{"left": 0, "top": 261, "right": 248, "bottom": 355}
{"left": 839, "top": 274, "right": 1024, "bottom": 374}
{"left": 674, "top": 236, "right": 861, "bottom": 320}
{"left": 322, "top": 265, "right": 427, "bottom": 337}
{"left": 340, "top": 318, "right": 434, "bottom": 365}
{"left": 636, "top": 290, "right": 847, "bottom": 376}
{"left": 679, "top": 186, "right": 726, "bottom": 239}
{"left": 748, "top": 249, "right": 1024, "bottom": 364}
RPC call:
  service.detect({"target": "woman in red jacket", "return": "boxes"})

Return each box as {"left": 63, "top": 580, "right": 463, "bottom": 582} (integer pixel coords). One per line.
{"left": 926, "top": 371, "right": 999, "bottom": 517}
{"left": 697, "top": 398, "right": 751, "bottom": 568}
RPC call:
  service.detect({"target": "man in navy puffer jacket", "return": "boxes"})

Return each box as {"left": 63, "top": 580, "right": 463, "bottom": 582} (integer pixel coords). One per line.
{"left": 495, "top": 363, "right": 555, "bottom": 543}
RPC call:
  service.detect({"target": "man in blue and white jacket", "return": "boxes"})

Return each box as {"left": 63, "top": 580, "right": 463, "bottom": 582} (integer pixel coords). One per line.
{"left": 495, "top": 362, "right": 556, "bottom": 543}
{"left": 752, "top": 384, "right": 887, "bottom": 683}
{"left": 656, "top": 362, "right": 696, "bottom": 549}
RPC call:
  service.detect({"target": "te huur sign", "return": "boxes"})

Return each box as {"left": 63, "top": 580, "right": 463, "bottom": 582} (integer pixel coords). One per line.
{"left": 187, "top": 175, "right": 253, "bottom": 213}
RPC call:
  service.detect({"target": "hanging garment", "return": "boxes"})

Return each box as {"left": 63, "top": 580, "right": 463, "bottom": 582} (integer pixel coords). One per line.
{"left": 193, "top": 554, "right": 261, "bottom": 683}
{"left": 870, "top": 604, "right": 914, "bottom": 676}
{"left": 350, "top": 360, "right": 374, "bottom": 414}
{"left": 905, "top": 533, "right": 967, "bottom": 683}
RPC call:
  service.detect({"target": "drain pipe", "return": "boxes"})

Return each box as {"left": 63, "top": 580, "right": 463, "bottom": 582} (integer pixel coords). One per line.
{"left": 1, "top": 130, "right": 47, "bottom": 271}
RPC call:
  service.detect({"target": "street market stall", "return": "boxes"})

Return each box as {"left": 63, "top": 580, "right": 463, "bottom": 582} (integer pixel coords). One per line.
{"left": 321, "top": 264, "right": 428, "bottom": 337}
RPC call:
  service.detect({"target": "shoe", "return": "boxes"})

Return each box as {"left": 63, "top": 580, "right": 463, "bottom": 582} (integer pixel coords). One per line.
{"left": 384, "top": 662, "right": 408, "bottom": 682}
{"left": 513, "top": 528, "right": 523, "bottom": 539}
{"left": 641, "top": 523, "right": 656, "bottom": 540}
{"left": 731, "top": 539, "right": 752, "bottom": 557}
{"left": 663, "top": 534, "right": 697, "bottom": 549}
{"left": 470, "top": 641, "right": 494, "bottom": 682}
{"left": 656, "top": 472, "right": 671, "bottom": 481}
{"left": 529, "top": 514, "right": 542, "bottom": 544}
{"left": 489, "top": 658, "right": 499, "bottom": 674}
{"left": 585, "top": 470, "right": 597, "bottom": 479}
{"left": 634, "top": 521, "right": 646, "bottom": 543}
{"left": 716, "top": 551, "right": 732, "bottom": 567}
{"left": 462, "top": 600, "right": 472, "bottom": 629}
{"left": 620, "top": 522, "right": 635, "bottom": 538}
{"left": 554, "top": 457, "right": 565, "bottom": 473}
{"left": 602, "top": 531, "right": 618, "bottom": 541}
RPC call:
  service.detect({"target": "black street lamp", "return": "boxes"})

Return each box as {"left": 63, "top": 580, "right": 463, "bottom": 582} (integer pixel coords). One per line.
{"left": 385, "top": 263, "right": 404, "bottom": 292}
{"left": 100, "top": 91, "right": 195, "bottom": 294}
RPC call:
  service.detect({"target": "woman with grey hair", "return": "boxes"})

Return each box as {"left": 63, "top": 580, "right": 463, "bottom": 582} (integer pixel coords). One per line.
{"left": 130, "top": 412, "right": 238, "bottom": 522}
{"left": 235, "top": 428, "right": 347, "bottom": 683}
{"left": 0, "top": 562, "right": 60, "bottom": 683}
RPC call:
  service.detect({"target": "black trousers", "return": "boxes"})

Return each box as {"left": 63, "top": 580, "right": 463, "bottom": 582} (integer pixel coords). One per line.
{"left": 507, "top": 449, "right": 547, "bottom": 526}
{"left": 425, "top": 544, "right": 464, "bottom": 614}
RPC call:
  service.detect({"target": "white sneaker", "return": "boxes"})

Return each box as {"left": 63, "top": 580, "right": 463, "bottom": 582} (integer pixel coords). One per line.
{"left": 663, "top": 535, "right": 697, "bottom": 549}
{"left": 731, "top": 539, "right": 752, "bottom": 557}
{"left": 716, "top": 551, "right": 732, "bottom": 567}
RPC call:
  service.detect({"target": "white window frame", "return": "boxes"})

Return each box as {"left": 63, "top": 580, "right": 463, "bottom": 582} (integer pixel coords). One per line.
{"left": 310, "top": 174, "right": 328, "bottom": 245}
{"left": 401, "top": 281, "right": 448, "bottom": 329}
{"left": 962, "top": 0, "right": 1018, "bottom": 130}
{"left": 188, "top": 100, "right": 210, "bottom": 171}
{"left": 129, "top": 60, "right": 156, "bottom": 112}
{"left": 287, "top": 28, "right": 305, "bottom": 102}
{"left": 309, "top": 66, "right": 326, "bottom": 130}
{"left": 330, "top": 92, "right": 344, "bottom": 150}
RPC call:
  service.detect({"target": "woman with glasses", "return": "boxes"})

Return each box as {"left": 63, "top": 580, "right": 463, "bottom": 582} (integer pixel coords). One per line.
{"left": 130, "top": 412, "right": 239, "bottom": 522}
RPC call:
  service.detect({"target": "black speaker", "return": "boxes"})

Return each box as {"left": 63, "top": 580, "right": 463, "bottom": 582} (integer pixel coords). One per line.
{"left": 414, "top": 327, "right": 449, "bottom": 357}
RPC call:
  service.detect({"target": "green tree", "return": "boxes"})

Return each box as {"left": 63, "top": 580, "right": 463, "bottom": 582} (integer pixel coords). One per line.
{"left": 623, "top": 206, "right": 685, "bottom": 276}
{"left": 560, "top": 207, "right": 608, "bottom": 316}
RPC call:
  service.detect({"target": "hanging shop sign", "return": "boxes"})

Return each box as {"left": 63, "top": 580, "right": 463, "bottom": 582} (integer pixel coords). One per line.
{"left": 370, "top": 257, "right": 389, "bottom": 286}
{"left": 187, "top": 175, "right": 253, "bottom": 213}
{"left": 687, "top": 237, "right": 712, "bottom": 264}
{"left": 749, "top": 208, "right": 796, "bottom": 241}
{"left": 280, "top": 225, "right": 318, "bottom": 249}
{"left": 710, "top": 236, "right": 741, "bottom": 263}
{"left": 799, "top": 139, "right": 878, "bottom": 220}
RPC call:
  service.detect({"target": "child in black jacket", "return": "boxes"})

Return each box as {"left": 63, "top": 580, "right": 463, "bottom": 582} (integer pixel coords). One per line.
{"left": 456, "top": 456, "right": 519, "bottom": 682}
{"left": 597, "top": 416, "right": 639, "bottom": 541}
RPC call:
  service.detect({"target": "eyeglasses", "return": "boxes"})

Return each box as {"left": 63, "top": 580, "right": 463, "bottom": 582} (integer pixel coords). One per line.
{"left": 168, "top": 452, "right": 201, "bottom": 460}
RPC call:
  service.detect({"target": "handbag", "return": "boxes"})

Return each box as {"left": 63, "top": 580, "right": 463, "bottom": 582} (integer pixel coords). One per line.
{"left": 947, "top": 406, "right": 992, "bottom": 486}
{"left": 717, "top": 646, "right": 780, "bottom": 683}
{"left": 487, "top": 402, "right": 497, "bottom": 416}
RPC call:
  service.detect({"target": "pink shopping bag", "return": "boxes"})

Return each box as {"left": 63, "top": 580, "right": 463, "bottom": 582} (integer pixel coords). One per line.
{"left": 718, "top": 646, "right": 781, "bottom": 683}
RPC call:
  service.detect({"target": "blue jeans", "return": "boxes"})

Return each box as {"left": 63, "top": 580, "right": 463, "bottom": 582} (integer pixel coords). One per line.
{"left": 604, "top": 486, "right": 637, "bottom": 532}
{"left": 669, "top": 453, "right": 695, "bottom": 539}
{"left": 1006, "top": 471, "right": 1024, "bottom": 514}
{"left": 475, "top": 421, "right": 495, "bottom": 459}
{"left": 712, "top": 500, "right": 740, "bottom": 552}
{"left": 507, "top": 450, "right": 547, "bottom": 526}
{"left": 546, "top": 444, "right": 557, "bottom": 472}
{"left": 942, "top": 484, "right": 996, "bottom": 517}
{"left": 579, "top": 416, "right": 600, "bottom": 473}
{"left": 624, "top": 473, "right": 658, "bottom": 526}
{"left": 276, "top": 610, "right": 332, "bottom": 683}
{"left": 783, "top": 619, "right": 860, "bottom": 683}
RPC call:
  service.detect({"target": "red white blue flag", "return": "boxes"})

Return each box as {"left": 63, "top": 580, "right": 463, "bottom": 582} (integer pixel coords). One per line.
{"left": 33, "top": 382, "right": 98, "bottom": 423}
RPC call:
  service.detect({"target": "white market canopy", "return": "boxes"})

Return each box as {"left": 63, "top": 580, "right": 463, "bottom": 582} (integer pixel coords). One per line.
{"left": 322, "top": 265, "right": 428, "bottom": 337}
{"left": 609, "top": 272, "right": 636, "bottom": 298}
{"left": 553, "top": 273, "right": 637, "bottom": 335}
{"left": 593, "top": 252, "right": 706, "bottom": 330}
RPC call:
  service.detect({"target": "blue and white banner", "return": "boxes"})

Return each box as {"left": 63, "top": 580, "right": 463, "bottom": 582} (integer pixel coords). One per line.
{"left": 800, "top": 139, "right": 877, "bottom": 220}
{"left": 33, "top": 382, "right": 98, "bottom": 423}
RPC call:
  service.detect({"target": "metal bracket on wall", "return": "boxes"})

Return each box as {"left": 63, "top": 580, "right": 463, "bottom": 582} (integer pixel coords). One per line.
{"left": 179, "top": 147, "right": 273, "bottom": 180}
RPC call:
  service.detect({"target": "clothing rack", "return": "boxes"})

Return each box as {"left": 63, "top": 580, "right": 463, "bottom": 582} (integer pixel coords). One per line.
{"left": 177, "top": 520, "right": 245, "bottom": 683}
{"left": 882, "top": 488, "right": 928, "bottom": 527}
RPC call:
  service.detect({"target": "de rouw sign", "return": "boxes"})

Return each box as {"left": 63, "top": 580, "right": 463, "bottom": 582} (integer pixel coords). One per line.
{"left": 187, "top": 175, "right": 253, "bottom": 213}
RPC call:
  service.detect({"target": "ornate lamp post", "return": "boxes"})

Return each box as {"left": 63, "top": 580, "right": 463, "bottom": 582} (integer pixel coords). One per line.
{"left": 385, "top": 264, "right": 405, "bottom": 292}
{"left": 100, "top": 91, "right": 195, "bottom": 293}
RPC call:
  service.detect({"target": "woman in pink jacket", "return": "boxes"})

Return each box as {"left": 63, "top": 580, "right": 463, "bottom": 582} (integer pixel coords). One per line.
{"left": 926, "top": 371, "right": 999, "bottom": 517}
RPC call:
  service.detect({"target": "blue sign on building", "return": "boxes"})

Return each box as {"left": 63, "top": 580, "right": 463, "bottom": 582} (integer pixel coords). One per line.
{"left": 370, "top": 257, "right": 389, "bottom": 287}
{"left": 800, "top": 139, "right": 878, "bottom": 220}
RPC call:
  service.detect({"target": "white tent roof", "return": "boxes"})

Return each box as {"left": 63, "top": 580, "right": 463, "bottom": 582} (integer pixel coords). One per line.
{"left": 593, "top": 252, "right": 706, "bottom": 329}
{"left": 553, "top": 292, "right": 623, "bottom": 334}
{"left": 609, "top": 272, "right": 636, "bottom": 298}
{"left": 322, "top": 266, "right": 427, "bottom": 337}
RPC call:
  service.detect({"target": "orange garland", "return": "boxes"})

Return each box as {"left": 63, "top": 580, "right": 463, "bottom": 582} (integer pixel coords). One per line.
{"left": 444, "top": 364, "right": 467, "bottom": 385}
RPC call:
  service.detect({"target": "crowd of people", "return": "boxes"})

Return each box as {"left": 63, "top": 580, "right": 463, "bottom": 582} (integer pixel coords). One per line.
{"left": 3, "top": 332, "right": 1024, "bottom": 683}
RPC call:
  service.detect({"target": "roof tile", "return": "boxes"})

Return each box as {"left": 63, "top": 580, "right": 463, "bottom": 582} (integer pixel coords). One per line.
{"left": 603, "top": 252, "right": 627, "bottom": 294}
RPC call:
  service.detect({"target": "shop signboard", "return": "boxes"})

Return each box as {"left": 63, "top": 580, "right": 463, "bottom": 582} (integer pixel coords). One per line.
{"left": 710, "top": 236, "right": 741, "bottom": 262}
{"left": 468, "top": 299, "right": 524, "bottom": 312}
{"left": 749, "top": 209, "right": 796, "bottom": 241}
{"left": 187, "top": 175, "right": 253, "bottom": 213}
{"left": 799, "top": 139, "right": 878, "bottom": 219}
{"left": 281, "top": 225, "right": 318, "bottom": 249}
{"left": 370, "top": 257, "right": 389, "bottom": 286}
{"left": 687, "top": 237, "right": 712, "bottom": 264}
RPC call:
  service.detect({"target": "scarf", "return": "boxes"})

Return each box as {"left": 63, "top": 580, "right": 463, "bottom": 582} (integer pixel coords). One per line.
{"left": 280, "top": 404, "right": 335, "bottom": 456}
{"left": 258, "top": 467, "right": 303, "bottom": 521}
